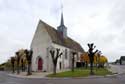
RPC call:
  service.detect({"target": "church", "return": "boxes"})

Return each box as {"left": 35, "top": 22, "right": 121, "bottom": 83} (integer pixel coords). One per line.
{"left": 30, "top": 13, "right": 84, "bottom": 72}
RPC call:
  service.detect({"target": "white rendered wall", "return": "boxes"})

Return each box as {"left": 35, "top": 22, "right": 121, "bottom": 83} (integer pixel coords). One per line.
{"left": 30, "top": 21, "right": 52, "bottom": 72}
{"left": 51, "top": 43, "right": 70, "bottom": 71}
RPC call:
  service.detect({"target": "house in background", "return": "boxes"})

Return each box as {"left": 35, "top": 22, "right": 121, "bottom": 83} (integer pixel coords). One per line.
{"left": 30, "top": 13, "right": 84, "bottom": 72}
{"left": 120, "top": 56, "right": 125, "bottom": 65}
{"left": 115, "top": 59, "right": 120, "bottom": 64}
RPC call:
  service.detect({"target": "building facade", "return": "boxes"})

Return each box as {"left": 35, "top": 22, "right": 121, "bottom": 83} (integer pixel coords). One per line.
{"left": 120, "top": 56, "right": 125, "bottom": 65}
{"left": 30, "top": 14, "right": 84, "bottom": 72}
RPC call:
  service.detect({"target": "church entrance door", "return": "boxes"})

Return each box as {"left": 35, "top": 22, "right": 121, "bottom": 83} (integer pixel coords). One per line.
{"left": 38, "top": 58, "right": 43, "bottom": 71}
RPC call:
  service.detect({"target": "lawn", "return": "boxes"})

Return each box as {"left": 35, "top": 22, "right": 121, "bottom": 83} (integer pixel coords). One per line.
{"left": 47, "top": 68, "right": 112, "bottom": 77}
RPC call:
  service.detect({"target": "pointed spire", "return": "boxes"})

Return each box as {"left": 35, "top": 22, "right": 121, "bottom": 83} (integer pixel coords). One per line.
{"left": 57, "top": 5, "right": 67, "bottom": 39}
{"left": 60, "top": 12, "right": 64, "bottom": 26}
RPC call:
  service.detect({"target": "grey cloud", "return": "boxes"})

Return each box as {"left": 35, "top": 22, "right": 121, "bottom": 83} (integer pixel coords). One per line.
{"left": 109, "top": 0, "right": 125, "bottom": 30}
{"left": 1, "top": 0, "right": 125, "bottom": 63}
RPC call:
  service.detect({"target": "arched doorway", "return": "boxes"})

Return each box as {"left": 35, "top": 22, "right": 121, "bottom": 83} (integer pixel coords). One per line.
{"left": 38, "top": 58, "right": 43, "bottom": 71}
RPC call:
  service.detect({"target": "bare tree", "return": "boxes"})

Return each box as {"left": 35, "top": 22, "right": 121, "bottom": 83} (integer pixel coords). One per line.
{"left": 21, "top": 59, "right": 24, "bottom": 72}
{"left": 71, "top": 52, "right": 76, "bottom": 72}
{"left": 50, "top": 48, "right": 63, "bottom": 75}
{"left": 24, "top": 49, "right": 33, "bottom": 75}
{"left": 16, "top": 51, "right": 21, "bottom": 74}
{"left": 88, "top": 43, "right": 98, "bottom": 75}
{"left": 11, "top": 57, "right": 15, "bottom": 73}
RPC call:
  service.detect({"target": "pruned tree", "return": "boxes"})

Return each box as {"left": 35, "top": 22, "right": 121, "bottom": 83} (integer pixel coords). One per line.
{"left": 21, "top": 59, "right": 24, "bottom": 72}
{"left": 71, "top": 52, "right": 76, "bottom": 72}
{"left": 50, "top": 48, "right": 63, "bottom": 75}
{"left": 24, "top": 49, "right": 33, "bottom": 75}
{"left": 16, "top": 51, "right": 21, "bottom": 74}
{"left": 18, "top": 49, "right": 27, "bottom": 72}
{"left": 11, "top": 57, "right": 15, "bottom": 73}
{"left": 88, "top": 43, "right": 98, "bottom": 75}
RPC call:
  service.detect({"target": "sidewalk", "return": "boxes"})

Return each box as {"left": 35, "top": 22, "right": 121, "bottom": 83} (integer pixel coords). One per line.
{"left": 8, "top": 71, "right": 118, "bottom": 79}
{"left": 8, "top": 69, "right": 70, "bottom": 79}
{"left": 8, "top": 72, "right": 51, "bottom": 78}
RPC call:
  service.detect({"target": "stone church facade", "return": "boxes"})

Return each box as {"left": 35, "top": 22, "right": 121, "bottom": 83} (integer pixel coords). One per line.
{"left": 30, "top": 13, "right": 84, "bottom": 72}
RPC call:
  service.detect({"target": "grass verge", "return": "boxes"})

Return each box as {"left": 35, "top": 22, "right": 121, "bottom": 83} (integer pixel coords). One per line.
{"left": 47, "top": 68, "right": 112, "bottom": 77}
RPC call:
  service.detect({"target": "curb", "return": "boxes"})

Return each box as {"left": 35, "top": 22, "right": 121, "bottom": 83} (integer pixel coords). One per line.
{"left": 8, "top": 66, "right": 123, "bottom": 80}
{"left": 8, "top": 74, "right": 47, "bottom": 79}
{"left": 7, "top": 73, "right": 121, "bottom": 80}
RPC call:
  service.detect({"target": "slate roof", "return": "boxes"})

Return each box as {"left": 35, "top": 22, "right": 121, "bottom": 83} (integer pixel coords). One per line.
{"left": 39, "top": 20, "right": 84, "bottom": 52}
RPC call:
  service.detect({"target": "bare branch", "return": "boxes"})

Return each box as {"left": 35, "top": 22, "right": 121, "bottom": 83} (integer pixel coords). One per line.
{"left": 94, "top": 50, "right": 98, "bottom": 54}
{"left": 50, "top": 50, "right": 55, "bottom": 60}
{"left": 88, "top": 43, "right": 91, "bottom": 48}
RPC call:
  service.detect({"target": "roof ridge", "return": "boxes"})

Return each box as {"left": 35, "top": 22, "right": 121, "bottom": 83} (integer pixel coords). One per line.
{"left": 39, "top": 19, "right": 56, "bottom": 30}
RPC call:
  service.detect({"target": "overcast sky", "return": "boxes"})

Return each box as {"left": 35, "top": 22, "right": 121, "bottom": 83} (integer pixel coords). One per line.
{"left": 0, "top": 0, "right": 125, "bottom": 64}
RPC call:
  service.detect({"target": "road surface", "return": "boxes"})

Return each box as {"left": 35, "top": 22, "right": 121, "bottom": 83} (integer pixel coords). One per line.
{"left": 0, "top": 72, "right": 125, "bottom": 84}
{"left": 109, "top": 64, "right": 125, "bottom": 74}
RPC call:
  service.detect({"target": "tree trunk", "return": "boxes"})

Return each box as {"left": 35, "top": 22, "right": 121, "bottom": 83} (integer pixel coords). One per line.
{"left": 90, "top": 60, "right": 94, "bottom": 75}
{"left": 23, "top": 64, "right": 26, "bottom": 72}
{"left": 89, "top": 56, "right": 94, "bottom": 75}
{"left": 81, "top": 62, "right": 84, "bottom": 69}
{"left": 72, "top": 57, "right": 74, "bottom": 72}
{"left": 103, "top": 63, "right": 104, "bottom": 68}
{"left": 21, "top": 63, "right": 23, "bottom": 72}
{"left": 85, "top": 62, "right": 88, "bottom": 69}
{"left": 27, "top": 63, "right": 32, "bottom": 75}
{"left": 17, "top": 63, "right": 20, "bottom": 74}
{"left": 12, "top": 64, "right": 15, "bottom": 73}
{"left": 53, "top": 63, "right": 57, "bottom": 75}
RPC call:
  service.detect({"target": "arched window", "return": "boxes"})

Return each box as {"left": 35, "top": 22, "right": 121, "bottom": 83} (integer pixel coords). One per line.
{"left": 65, "top": 49, "right": 68, "bottom": 59}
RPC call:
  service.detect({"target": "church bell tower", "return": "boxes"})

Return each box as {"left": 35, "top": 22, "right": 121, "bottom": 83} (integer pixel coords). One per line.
{"left": 57, "top": 13, "right": 67, "bottom": 39}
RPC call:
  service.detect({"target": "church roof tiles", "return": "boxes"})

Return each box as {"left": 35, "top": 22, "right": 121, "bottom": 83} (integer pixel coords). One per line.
{"left": 39, "top": 20, "right": 84, "bottom": 52}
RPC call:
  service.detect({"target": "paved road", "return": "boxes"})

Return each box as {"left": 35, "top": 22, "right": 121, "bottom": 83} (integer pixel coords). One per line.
{"left": 109, "top": 64, "right": 125, "bottom": 74}
{"left": 1, "top": 71, "right": 125, "bottom": 84}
